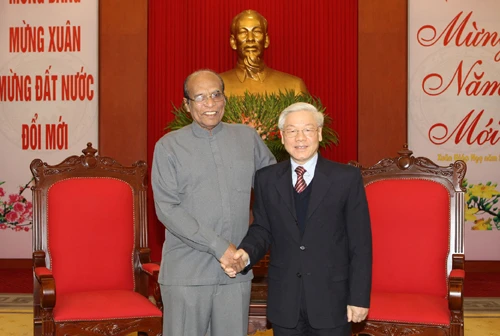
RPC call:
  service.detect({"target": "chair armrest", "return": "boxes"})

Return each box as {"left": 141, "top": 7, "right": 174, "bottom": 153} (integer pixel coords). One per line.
{"left": 452, "top": 254, "right": 465, "bottom": 270}
{"left": 34, "top": 267, "right": 52, "bottom": 281}
{"left": 141, "top": 262, "right": 163, "bottom": 311}
{"left": 141, "top": 262, "right": 160, "bottom": 277}
{"left": 450, "top": 269, "right": 465, "bottom": 279}
{"left": 448, "top": 269, "right": 464, "bottom": 311}
{"left": 34, "top": 266, "right": 56, "bottom": 309}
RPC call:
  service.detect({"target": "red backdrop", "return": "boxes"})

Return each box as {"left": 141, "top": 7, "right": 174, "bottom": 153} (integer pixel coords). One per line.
{"left": 147, "top": 0, "right": 358, "bottom": 261}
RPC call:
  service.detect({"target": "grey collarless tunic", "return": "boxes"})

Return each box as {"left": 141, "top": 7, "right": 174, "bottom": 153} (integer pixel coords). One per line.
{"left": 152, "top": 121, "right": 276, "bottom": 286}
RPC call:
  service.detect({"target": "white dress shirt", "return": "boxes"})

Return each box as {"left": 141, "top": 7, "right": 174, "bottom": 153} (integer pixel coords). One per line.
{"left": 291, "top": 153, "right": 318, "bottom": 187}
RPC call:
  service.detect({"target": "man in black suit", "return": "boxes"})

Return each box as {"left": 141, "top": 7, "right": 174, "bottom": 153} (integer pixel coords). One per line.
{"left": 222, "top": 102, "right": 372, "bottom": 335}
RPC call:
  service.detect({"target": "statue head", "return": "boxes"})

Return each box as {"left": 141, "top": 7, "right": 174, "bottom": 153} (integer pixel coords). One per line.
{"left": 229, "top": 10, "right": 270, "bottom": 69}
{"left": 221, "top": 10, "right": 309, "bottom": 96}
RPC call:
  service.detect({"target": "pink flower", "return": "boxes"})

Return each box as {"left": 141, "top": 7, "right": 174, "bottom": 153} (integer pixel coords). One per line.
{"left": 24, "top": 210, "right": 32, "bottom": 219}
{"left": 8, "top": 194, "right": 21, "bottom": 204}
{"left": 5, "top": 211, "right": 19, "bottom": 223}
{"left": 13, "top": 202, "right": 26, "bottom": 213}
{"left": 1, "top": 180, "right": 34, "bottom": 230}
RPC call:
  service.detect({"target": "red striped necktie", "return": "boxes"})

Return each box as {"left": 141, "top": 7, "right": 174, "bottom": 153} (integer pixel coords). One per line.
{"left": 295, "top": 166, "right": 307, "bottom": 193}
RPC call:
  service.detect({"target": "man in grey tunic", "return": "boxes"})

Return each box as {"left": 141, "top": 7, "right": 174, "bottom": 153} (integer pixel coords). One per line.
{"left": 152, "top": 69, "right": 276, "bottom": 336}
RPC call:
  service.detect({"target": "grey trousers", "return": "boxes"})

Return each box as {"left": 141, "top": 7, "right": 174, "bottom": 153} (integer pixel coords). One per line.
{"left": 161, "top": 281, "right": 251, "bottom": 336}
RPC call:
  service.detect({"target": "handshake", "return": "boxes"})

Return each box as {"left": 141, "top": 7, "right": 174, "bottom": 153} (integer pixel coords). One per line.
{"left": 220, "top": 244, "right": 250, "bottom": 278}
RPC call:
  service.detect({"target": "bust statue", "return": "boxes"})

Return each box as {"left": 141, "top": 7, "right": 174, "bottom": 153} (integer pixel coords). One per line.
{"left": 220, "top": 9, "right": 308, "bottom": 97}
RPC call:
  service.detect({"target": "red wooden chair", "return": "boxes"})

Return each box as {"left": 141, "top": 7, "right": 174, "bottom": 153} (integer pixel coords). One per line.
{"left": 349, "top": 145, "right": 466, "bottom": 336}
{"left": 31, "top": 143, "right": 162, "bottom": 336}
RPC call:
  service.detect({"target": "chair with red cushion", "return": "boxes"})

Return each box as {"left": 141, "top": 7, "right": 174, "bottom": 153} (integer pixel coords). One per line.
{"left": 30, "top": 143, "right": 162, "bottom": 336}
{"left": 349, "top": 145, "right": 466, "bottom": 336}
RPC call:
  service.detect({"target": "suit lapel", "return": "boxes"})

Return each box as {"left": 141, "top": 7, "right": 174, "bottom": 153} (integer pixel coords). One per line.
{"left": 306, "top": 156, "right": 333, "bottom": 220}
{"left": 274, "top": 162, "right": 301, "bottom": 242}
{"left": 275, "top": 162, "right": 296, "bottom": 220}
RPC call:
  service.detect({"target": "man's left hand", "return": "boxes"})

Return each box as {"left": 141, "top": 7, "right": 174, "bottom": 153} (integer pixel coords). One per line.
{"left": 347, "top": 305, "right": 369, "bottom": 323}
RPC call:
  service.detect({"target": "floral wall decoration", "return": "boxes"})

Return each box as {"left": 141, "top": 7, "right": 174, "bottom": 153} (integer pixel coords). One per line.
{"left": 408, "top": 0, "right": 500, "bottom": 260}
{"left": 0, "top": 178, "right": 33, "bottom": 232}
{"left": 166, "top": 91, "right": 339, "bottom": 162}
{"left": 463, "top": 179, "right": 500, "bottom": 231}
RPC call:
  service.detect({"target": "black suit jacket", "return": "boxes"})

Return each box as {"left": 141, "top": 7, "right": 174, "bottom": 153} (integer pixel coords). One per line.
{"left": 239, "top": 155, "right": 372, "bottom": 329}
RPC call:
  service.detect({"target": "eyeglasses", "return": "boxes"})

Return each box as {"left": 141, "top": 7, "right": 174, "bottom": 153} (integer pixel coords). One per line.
{"left": 283, "top": 127, "right": 319, "bottom": 138}
{"left": 186, "top": 91, "right": 225, "bottom": 104}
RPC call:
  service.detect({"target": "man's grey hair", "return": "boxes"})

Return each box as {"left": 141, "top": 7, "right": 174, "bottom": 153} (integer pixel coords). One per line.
{"left": 278, "top": 102, "right": 324, "bottom": 130}
{"left": 183, "top": 69, "right": 225, "bottom": 100}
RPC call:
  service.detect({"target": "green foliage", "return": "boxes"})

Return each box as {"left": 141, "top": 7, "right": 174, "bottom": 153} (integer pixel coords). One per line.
{"left": 166, "top": 91, "right": 339, "bottom": 161}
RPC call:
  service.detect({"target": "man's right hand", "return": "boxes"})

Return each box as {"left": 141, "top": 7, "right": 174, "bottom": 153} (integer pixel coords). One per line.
{"left": 220, "top": 247, "right": 249, "bottom": 278}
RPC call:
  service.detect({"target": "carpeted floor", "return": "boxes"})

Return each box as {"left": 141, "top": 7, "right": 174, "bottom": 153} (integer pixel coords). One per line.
{"left": 464, "top": 272, "right": 500, "bottom": 297}
{"left": 0, "top": 269, "right": 32, "bottom": 294}
{"left": 1, "top": 294, "right": 499, "bottom": 336}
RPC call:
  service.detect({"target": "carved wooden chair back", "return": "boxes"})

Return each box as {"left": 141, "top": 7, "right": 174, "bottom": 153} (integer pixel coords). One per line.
{"left": 31, "top": 143, "right": 162, "bottom": 336}
{"left": 349, "top": 145, "right": 466, "bottom": 336}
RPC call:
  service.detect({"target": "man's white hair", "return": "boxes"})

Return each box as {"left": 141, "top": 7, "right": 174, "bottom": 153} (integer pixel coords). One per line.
{"left": 278, "top": 102, "right": 324, "bottom": 130}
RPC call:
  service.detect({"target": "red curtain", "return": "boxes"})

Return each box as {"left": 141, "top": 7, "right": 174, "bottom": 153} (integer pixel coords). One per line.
{"left": 147, "top": 0, "right": 358, "bottom": 261}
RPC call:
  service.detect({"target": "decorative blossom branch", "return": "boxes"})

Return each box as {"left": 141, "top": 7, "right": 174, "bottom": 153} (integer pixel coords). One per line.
{"left": 463, "top": 179, "right": 500, "bottom": 230}
{"left": 0, "top": 178, "right": 34, "bottom": 231}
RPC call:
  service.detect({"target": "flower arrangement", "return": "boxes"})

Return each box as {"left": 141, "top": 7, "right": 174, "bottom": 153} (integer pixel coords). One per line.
{"left": 166, "top": 91, "right": 339, "bottom": 162}
{"left": 463, "top": 179, "right": 500, "bottom": 230}
{"left": 0, "top": 178, "right": 33, "bottom": 232}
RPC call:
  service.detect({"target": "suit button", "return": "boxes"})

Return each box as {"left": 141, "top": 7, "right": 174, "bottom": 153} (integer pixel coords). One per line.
{"left": 299, "top": 246, "right": 306, "bottom": 250}
{"left": 296, "top": 273, "right": 302, "bottom": 278}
